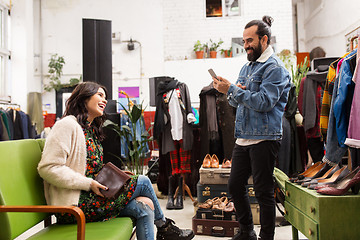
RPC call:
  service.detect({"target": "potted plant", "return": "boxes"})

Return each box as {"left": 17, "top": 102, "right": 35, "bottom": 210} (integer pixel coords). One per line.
{"left": 104, "top": 91, "right": 153, "bottom": 175}
{"left": 44, "top": 54, "right": 81, "bottom": 92}
{"left": 209, "top": 39, "right": 223, "bottom": 58}
{"left": 193, "top": 40, "right": 205, "bottom": 59}
{"left": 291, "top": 56, "right": 309, "bottom": 95}
{"left": 221, "top": 47, "right": 233, "bottom": 58}
{"left": 278, "top": 49, "right": 309, "bottom": 95}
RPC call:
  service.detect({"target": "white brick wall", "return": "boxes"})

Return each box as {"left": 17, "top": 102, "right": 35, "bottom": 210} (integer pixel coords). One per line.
{"left": 163, "top": 0, "right": 294, "bottom": 61}
{"left": 30, "top": 0, "right": 294, "bottom": 112}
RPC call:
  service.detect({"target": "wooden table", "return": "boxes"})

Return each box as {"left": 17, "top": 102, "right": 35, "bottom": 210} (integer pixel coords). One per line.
{"left": 284, "top": 180, "right": 360, "bottom": 240}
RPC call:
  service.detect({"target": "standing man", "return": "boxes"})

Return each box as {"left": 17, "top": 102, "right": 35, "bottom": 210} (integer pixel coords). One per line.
{"left": 213, "top": 16, "right": 290, "bottom": 240}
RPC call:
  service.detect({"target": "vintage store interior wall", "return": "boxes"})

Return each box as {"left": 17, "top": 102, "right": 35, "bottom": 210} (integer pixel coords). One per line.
{"left": 32, "top": 0, "right": 293, "bottom": 112}
{"left": 10, "top": 0, "right": 360, "bottom": 113}
{"left": 295, "top": 0, "right": 360, "bottom": 57}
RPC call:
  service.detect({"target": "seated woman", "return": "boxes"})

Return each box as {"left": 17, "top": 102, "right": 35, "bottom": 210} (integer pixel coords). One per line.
{"left": 38, "top": 82, "right": 194, "bottom": 240}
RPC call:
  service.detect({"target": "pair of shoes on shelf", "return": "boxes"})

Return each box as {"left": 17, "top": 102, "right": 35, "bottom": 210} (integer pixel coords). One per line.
{"left": 289, "top": 162, "right": 322, "bottom": 182}
{"left": 308, "top": 166, "right": 349, "bottom": 190}
{"left": 197, "top": 197, "right": 218, "bottom": 209}
{"left": 198, "top": 196, "right": 234, "bottom": 212}
{"left": 156, "top": 218, "right": 194, "bottom": 240}
{"left": 301, "top": 165, "right": 340, "bottom": 187}
{"left": 212, "top": 196, "right": 229, "bottom": 211}
{"left": 316, "top": 166, "right": 360, "bottom": 195}
{"left": 295, "top": 162, "right": 331, "bottom": 184}
{"left": 198, "top": 196, "right": 224, "bottom": 209}
{"left": 202, "top": 154, "right": 219, "bottom": 168}
{"left": 222, "top": 159, "right": 232, "bottom": 168}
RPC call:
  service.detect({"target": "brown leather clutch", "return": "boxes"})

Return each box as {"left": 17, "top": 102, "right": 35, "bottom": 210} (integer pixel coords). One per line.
{"left": 95, "top": 162, "right": 131, "bottom": 199}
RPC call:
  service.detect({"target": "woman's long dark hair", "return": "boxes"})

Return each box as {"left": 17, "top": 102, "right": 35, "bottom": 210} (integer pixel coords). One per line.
{"left": 63, "top": 82, "right": 108, "bottom": 140}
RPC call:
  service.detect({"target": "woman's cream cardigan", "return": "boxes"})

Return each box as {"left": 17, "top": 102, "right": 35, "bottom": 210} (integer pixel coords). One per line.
{"left": 38, "top": 115, "right": 93, "bottom": 206}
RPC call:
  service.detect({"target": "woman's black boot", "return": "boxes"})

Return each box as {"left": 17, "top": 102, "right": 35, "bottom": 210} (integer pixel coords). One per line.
{"left": 174, "top": 176, "right": 183, "bottom": 209}
{"left": 166, "top": 175, "right": 175, "bottom": 210}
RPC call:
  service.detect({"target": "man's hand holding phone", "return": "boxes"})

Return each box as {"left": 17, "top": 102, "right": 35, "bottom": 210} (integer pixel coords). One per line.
{"left": 209, "top": 68, "right": 231, "bottom": 94}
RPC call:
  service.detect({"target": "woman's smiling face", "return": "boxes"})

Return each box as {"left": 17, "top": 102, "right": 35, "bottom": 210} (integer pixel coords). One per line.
{"left": 86, "top": 87, "right": 107, "bottom": 123}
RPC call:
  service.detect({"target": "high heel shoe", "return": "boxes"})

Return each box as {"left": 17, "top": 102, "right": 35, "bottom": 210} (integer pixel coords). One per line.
{"left": 316, "top": 166, "right": 360, "bottom": 195}
{"left": 296, "top": 162, "right": 331, "bottom": 184}
{"left": 198, "top": 197, "right": 219, "bottom": 209}
{"left": 223, "top": 201, "right": 235, "bottom": 212}
{"left": 202, "top": 154, "right": 211, "bottom": 168}
{"left": 290, "top": 162, "right": 322, "bottom": 182}
{"left": 211, "top": 154, "right": 219, "bottom": 168}
{"left": 212, "top": 196, "right": 228, "bottom": 211}
{"left": 310, "top": 166, "right": 350, "bottom": 190}
{"left": 222, "top": 159, "right": 232, "bottom": 168}
{"left": 301, "top": 165, "right": 339, "bottom": 187}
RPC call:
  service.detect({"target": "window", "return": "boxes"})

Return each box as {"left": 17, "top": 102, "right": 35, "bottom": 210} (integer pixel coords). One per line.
{"left": 206, "top": 0, "right": 241, "bottom": 18}
{"left": 0, "top": 3, "right": 10, "bottom": 99}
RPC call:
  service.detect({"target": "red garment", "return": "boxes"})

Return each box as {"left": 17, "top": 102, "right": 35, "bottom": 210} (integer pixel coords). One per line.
{"left": 169, "top": 140, "right": 191, "bottom": 175}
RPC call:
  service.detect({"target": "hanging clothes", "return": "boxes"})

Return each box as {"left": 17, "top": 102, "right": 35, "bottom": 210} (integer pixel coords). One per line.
{"left": 301, "top": 66, "right": 328, "bottom": 134}
{"left": 199, "top": 82, "right": 236, "bottom": 162}
{"left": 0, "top": 110, "right": 11, "bottom": 140}
{"left": 0, "top": 108, "right": 36, "bottom": 141}
{"left": 154, "top": 80, "right": 195, "bottom": 155}
{"left": 345, "top": 38, "right": 360, "bottom": 148}
{"left": 298, "top": 65, "right": 328, "bottom": 163}
{"left": 333, "top": 50, "right": 357, "bottom": 147}
{"left": 8, "top": 109, "right": 23, "bottom": 140}
{"left": 19, "top": 111, "right": 30, "bottom": 139}
{"left": 320, "top": 57, "right": 341, "bottom": 139}
{"left": 278, "top": 83, "right": 302, "bottom": 175}
{"left": 323, "top": 49, "right": 357, "bottom": 165}
{"left": 0, "top": 112, "right": 9, "bottom": 141}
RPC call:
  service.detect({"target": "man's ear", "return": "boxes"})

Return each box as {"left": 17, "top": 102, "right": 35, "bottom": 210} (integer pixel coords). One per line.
{"left": 262, "top": 35, "right": 268, "bottom": 45}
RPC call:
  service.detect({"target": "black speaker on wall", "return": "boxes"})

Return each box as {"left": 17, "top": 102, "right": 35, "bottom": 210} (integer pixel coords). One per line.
{"left": 82, "top": 18, "right": 113, "bottom": 100}
{"left": 149, "top": 76, "right": 174, "bottom": 107}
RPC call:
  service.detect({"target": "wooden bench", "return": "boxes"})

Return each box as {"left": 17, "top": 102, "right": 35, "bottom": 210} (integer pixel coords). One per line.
{"left": 0, "top": 139, "right": 134, "bottom": 240}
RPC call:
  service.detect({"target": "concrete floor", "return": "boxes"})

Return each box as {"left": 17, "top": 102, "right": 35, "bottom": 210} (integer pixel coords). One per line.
{"left": 14, "top": 184, "right": 307, "bottom": 240}
{"left": 158, "top": 195, "right": 307, "bottom": 240}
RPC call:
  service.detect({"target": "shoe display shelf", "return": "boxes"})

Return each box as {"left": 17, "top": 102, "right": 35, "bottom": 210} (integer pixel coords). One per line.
{"left": 284, "top": 180, "right": 360, "bottom": 240}
{"left": 196, "top": 182, "right": 257, "bottom": 204}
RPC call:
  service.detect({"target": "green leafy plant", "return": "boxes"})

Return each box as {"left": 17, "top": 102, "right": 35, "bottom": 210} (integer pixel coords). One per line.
{"left": 220, "top": 47, "right": 232, "bottom": 57}
{"left": 44, "top": 54, "right": 81, "bottom": 92}
{"left": 278, "top": 49, "right": 309, "bottom": 94}
{"left": 209, "top": 39, "right": 224, "bottom": 51}
{"left": 104, "top": 91, "right": 152, "bottom": 175}
{"left": 292, "top": 56, "right": 309, "bottom": 95}
{"left": 193, "top": 40, "right": 205, "bottom": 52}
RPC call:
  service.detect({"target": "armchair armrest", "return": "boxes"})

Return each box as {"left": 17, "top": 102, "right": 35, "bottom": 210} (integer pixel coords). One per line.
{"left": 0, "top": 205, "right": 86, "bottom": 240}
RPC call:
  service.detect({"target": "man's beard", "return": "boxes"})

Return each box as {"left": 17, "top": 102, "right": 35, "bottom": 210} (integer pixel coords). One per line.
{"left": 246, "top": 42, "right": 262, "bottom": 62}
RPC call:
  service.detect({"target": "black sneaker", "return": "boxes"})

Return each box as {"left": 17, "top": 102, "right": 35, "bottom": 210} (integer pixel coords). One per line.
{"left": 156, "top": 218, "right": 194, "bottom": 240}
{"left": 232, "top": 229, "right": 257, "bottom": 240}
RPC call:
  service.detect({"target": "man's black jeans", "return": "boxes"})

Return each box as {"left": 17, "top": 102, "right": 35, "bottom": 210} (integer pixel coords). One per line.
{"left": 228, "top": 140, "right": 280, "bottom": 240}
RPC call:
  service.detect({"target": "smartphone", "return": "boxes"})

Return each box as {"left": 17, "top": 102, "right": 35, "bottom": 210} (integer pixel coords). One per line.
{"left": 208, "top": 68, "right": 219, "bottom": 80}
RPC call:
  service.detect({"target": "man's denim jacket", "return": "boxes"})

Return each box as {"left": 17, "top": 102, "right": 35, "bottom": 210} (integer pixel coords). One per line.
{"left": 227, "top": 54, "right": 291, "bottom": 140}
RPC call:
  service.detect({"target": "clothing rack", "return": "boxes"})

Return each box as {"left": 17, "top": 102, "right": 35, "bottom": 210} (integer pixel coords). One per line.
{"left": 0, "top": 100, "right": 20, "bottom": 108}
